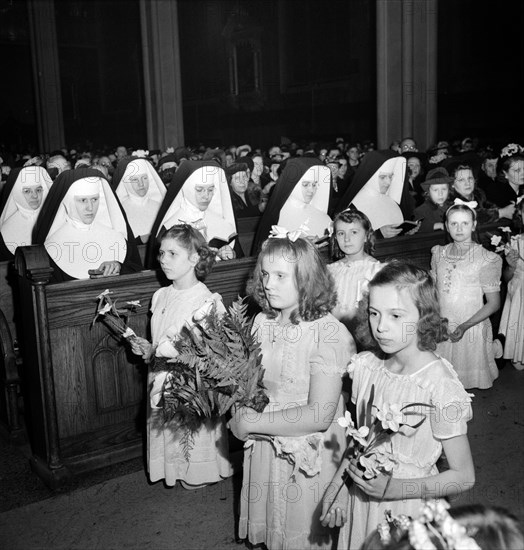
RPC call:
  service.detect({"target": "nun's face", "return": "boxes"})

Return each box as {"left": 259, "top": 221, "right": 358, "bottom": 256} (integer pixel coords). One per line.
{"left": 22, "top": 184, "right": 44, "bottom": 210}
{"left": 377, "top": 172, "right": 394, "bottom": 194}
{"left": 74, "top": 194, "right": 100, "bottom": 224}
{"left": 129, "top": 173, "right": 149, "bottom": 197}
{"left": 193, "top": 183, "right": 215, "bottom": 211}
{"left": 301, "top": 178, "right": 318, "bottom": 204}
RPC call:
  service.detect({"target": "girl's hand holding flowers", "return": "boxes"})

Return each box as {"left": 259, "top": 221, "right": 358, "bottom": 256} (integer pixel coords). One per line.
{"left": 129, "top": 337, "right": 153, "bottom": 361}
{"left": 347, "top": 457, "right": 391, "bottom": 499}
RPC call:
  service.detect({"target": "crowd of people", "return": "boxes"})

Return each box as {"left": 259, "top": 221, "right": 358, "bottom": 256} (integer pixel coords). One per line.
{"left": 0, "top": 133, "right": 523, "bottom": 549}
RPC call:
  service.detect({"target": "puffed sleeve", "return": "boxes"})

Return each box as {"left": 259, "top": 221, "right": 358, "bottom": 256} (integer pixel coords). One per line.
{"left": 309, "top": 316, "right": 356, "bottom": 377}
{"left": 479, "top": 249, "right": 502, "bottom": 293}
{"left": 428, "top": 359, "right": 473, "bottom": 440}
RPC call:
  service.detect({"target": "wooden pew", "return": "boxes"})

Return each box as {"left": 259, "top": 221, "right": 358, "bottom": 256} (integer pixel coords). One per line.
{"left": 5, "top": 222, "right": 503, "bottom": 486}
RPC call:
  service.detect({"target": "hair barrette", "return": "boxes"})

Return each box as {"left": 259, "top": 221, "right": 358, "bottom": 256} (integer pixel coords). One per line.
{"left": 269, "top": 222, "right": 310, "bottom": 242}
{"left": 453, "top": 198, "right": 478, "bottom": 209}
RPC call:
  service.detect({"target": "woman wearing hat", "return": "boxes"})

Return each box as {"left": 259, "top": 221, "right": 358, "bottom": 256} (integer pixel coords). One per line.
{"left": 33, "top": 168, "right": 142, "bottom": 282}
{"left": 226, "top": 163, "right": 260, "bottom": 218}
{"left": 414, "top": 167, "right": 453, "bottom": 232}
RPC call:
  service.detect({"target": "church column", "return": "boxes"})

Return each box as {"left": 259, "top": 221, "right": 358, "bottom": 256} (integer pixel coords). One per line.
{"left": 139, "top": 0, "right": 184, "bottom": 150}
{"left": 27, "top": 0, "right": 65, "bottom": 152}
{"left": 376, "top": 0, "right": 438, "bottom": 150}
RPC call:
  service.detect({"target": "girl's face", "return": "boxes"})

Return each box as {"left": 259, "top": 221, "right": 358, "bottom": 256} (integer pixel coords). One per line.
{"left": 231, "top": 171, "right": 249, "bottom": 195}
{"left": 504, "top": 159, "right": 524, "bottom": 187}
{"left": 301, "top": 178, "right": 318, "bottom": 204}
{"left": 158, "top": 238, "right": 197, "bottom": 282}
{"left": 260, "top": 252, "right": 299, "bottom": 321}
{"left": 428, "top": 183, "right": 449, "bottom": 206}
{"left": 129, "top": 173, "right": 149, "bottom": 197}
{"left": 453, "top": 169, "right": 475, "bottom": 197}
{"left": 368, "top": 284, "right": 420, "bottom": 357}
{"left": 378, "top": 172, "right": 393, "bottom": 194}
{"left": 252, "top": 156, "right": 264, "bottom": 177}
{"left": 335, "top": 220, "right": 367, "bottom": 258}
{"left": 193, "top": 183, "right": 215, "bottom": 211}
{"left": 446, "top": 209, "right": 476, "bottom": 243}
{"left": 22, "top": 184, "right": 44, "bottom": 210}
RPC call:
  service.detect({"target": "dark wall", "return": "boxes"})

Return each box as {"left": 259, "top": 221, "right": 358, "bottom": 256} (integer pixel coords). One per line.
{"left": 437, "top": 0, "right": 524, "bottom": 146}
{"left": 178, "top": 0, "right": 377, "bottom": 149}
{"left": 54, "top": 0, "right": 146, "bottom": 151}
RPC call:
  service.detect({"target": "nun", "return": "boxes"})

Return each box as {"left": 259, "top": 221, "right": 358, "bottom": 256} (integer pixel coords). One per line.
{"left": 335, "top": 150, "right": 415, "bottom": 238}
{"left": 33, "top": 168, "right": 142, "bottom": 282}
{"left": 146, "top": 160, "right": 240, "bottom": 268}
{"left": 112, "top": 157, "right": 166, "bottom": 243}
{"left": 0, "top": 166, "right": 52, "bottom": 260}
{"left": 252, "top": 157, "right": 332, "bottom": 253}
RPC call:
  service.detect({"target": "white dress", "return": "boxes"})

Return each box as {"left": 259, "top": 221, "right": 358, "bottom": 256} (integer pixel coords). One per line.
{"left": 340, "top": 352, "right": 472, "bottom": 550}
{"left": 432, "top": 243, "right": 502, "bottom": 389}
{"left": 239, "top": 312, "right": 354, "bottom": 550}
{"left": 499, "top": 235, "right": 524, "bottom": 365}
{"left": 328, "top": 257, "right": 383, "bottom": 322}
{"left": 147, "top": 281, "right": 234, "bottom": 485}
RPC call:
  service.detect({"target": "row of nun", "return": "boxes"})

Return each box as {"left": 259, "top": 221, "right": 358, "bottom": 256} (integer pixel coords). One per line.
{"left": 0, "top": 151, "right": 412, "bottom": 281}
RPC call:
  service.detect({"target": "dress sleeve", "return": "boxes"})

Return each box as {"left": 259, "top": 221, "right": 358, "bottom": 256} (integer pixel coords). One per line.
{"left": 479, "top": 249, "right": 502, "bottom": 293}
{"left": 309, "top": 318, "right": 356, "bottom": 377}
{"left": 428, "top": 360, "right": 472, "bottom": 439}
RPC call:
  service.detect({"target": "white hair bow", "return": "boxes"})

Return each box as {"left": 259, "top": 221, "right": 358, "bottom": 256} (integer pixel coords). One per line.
{"left": 453, "top": 198, "right": 478, "bottom": 209}
{"left": 269, "top": 221, "right": 310, "bottom": 242}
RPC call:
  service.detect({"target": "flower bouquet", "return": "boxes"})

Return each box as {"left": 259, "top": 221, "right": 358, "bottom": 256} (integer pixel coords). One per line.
{"left": 92, "top": 289, "right": 141, "bottom": 341}
{"left": 325, "top": 384, "right": 434, "bottom": 515}
{"left": 377, "top": 500, "right": 481, "bottom": 550}
{"left": 154, "top": 297, "right": 269, "bottom": 459}
{"left": 489, "top": 226, "right": 524, "bottom": 262}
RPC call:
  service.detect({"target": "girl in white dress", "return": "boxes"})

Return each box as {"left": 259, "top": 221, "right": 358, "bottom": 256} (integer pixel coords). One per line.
{"left": 328, "top": 208, "right": 382, "bottom": 332}
{"left": 130, "top": 224, "right": 233, "bottom": 488}
{"left": 432, "top": 201, "right": 502, "bottom": 389}
{"left": 229, "top": 233, "right": 356, "bottom": 550}
{"left": 321, "top": 260, "right": 475, "bottom": 550}
{"left": 499, "top": 197, "right": 524, "bottom": 370}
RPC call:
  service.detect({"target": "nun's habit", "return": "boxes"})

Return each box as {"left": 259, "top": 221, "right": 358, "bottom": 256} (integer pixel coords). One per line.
{"left": 0, "top": 166, "right": 52, "bottom": 260}
{"left": 335, "top": 150, "right": 414, "bottom": 230}
{"left": 252, "top": 157, "right": 332, "bottom": 253}
{"left": 112, "top": 158, "right": 166, "bottom": 243}
{"left": 33, "top": 168, "right": 142, "bottom": 282}
{"left": 146, "top": 160, "right": 240, "bottom": 267}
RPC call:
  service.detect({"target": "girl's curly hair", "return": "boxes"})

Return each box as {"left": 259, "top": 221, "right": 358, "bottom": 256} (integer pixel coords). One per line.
{"left": 247, "top": 236, "right": 337, "bottom": 324}
{"left": 356, "top": 260, "right": 448, "bottom": 352}
{"left": 330, "top": 207, "right": 376, "bottom": 259}
{"left": 160, "top": 224, "right": 216, "bottom": 281}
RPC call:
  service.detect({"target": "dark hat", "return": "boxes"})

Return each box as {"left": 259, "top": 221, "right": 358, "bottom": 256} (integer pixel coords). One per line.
{"left": 440, "top": 152, "right": 482, "bottom": 177}
{"left": 224, "top": 162, "right": 249, "bottom": 183}
{"left": 420, "top": 167, "right": 453, "bottom": 191}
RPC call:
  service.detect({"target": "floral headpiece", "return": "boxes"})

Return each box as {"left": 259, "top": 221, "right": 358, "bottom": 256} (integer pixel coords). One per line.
{"left": 131, "top": 149, "right": 149, "bottom": 158}
{"left": 500, "top": 143, "right": 524, "bottom": 159}
{"left": 268, "top": 223, "right": 310, "bottom": 242}
{"left": 377, "top": 500, "right": 481, "bottom": 550}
